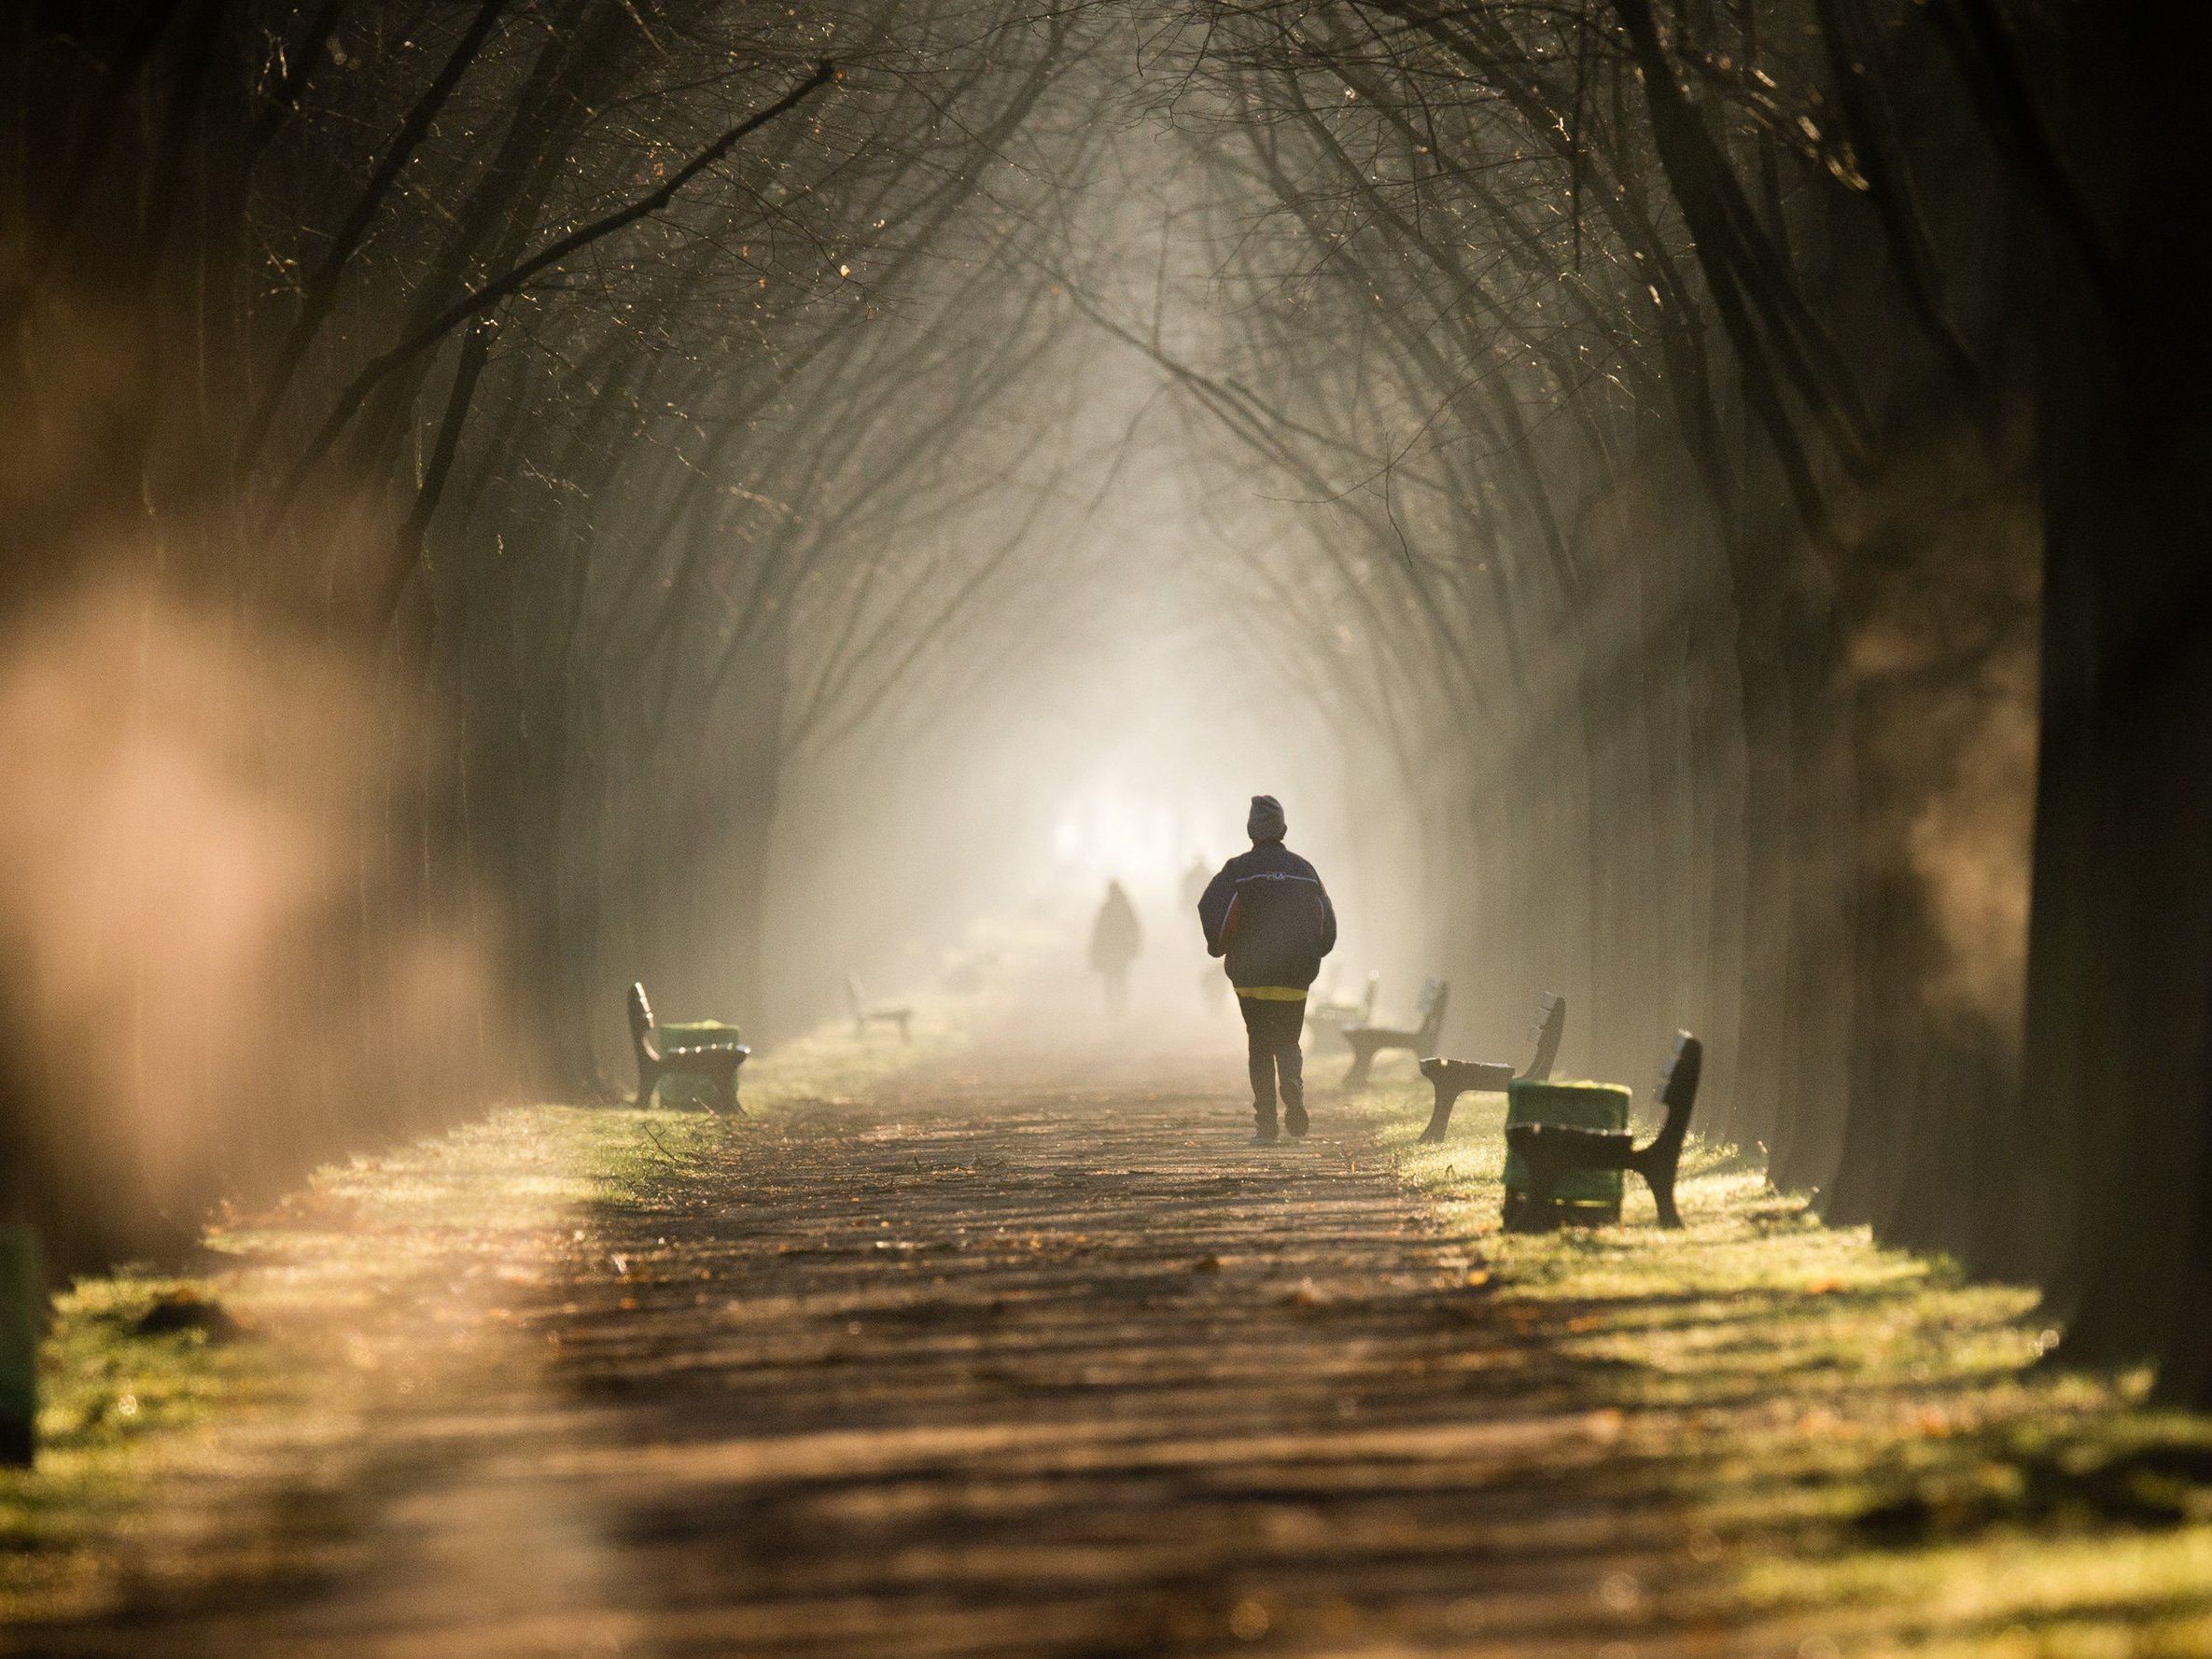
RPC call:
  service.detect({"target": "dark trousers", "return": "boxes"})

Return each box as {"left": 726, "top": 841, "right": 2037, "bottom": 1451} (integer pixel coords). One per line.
{"left": 1239, "top": 996, "right": 1306, "bottom": 1124}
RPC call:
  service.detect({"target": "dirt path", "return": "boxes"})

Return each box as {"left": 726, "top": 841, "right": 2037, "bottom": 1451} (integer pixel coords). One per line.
{"left": 18, "top": 1047, "right": 1734, "bottom": 1658}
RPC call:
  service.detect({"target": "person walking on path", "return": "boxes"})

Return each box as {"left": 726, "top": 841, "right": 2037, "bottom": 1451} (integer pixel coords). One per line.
{"left": 1089, "top": 880, "right": 1142, "bottom": 1013}
{"left": 1197, "top": 796, "right": 1337, "bottom": 1143}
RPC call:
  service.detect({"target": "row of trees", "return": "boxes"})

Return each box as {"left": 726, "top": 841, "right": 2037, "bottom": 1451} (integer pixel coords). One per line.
{"left": 1100, "top": 0, "right": 2207, "bottom": 1401}
{"left": 0, "top": 0, "right": 1105, "bottom": 1269}
{"left": 4, "top": 0, "right": 2206, "bottom": 1413}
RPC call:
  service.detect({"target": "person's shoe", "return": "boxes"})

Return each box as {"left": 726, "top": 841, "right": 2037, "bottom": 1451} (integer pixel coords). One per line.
{"left": 1284, "top": 1103, "right": 1309, "bottom": 1139}
{"left": 1250, "top": 1117, "right": 1280, "bottom": 1145}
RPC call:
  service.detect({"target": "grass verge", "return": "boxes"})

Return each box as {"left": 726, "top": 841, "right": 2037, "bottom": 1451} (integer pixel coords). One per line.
{"left": 1346, "top": 1053, "right": 2212, "bottom": 1658}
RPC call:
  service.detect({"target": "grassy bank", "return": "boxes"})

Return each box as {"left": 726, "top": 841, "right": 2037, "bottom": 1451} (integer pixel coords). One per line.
{"left": 1348, "top": 1053, "right": 2212, "bottom": 1657}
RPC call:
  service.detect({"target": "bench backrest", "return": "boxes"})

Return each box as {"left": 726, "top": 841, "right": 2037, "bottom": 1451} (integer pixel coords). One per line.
{"left": 627, "top": 982, "right": 659, "bottom": 1062}
{"left": 1650, "top": 1030, "right": 1703, "bottom": 1157}
{"left": 1658, "top": 1029, "right": 1701, "bottom": 1109}
{"left": 1414, "top": 978, "right": 1449, "bottom": 1047}
{"left": 1524, "top": 992, "right": 1565, "bottom": 1080}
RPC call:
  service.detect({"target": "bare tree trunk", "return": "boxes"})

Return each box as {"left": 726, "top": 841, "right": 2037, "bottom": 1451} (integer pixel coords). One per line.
{"left": 2018, "top": 4, "right": 2212, "bottom": 1400}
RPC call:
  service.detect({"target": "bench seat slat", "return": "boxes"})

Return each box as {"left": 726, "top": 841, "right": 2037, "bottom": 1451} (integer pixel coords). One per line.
{"left": 657, "top": 1020, "right": 746, "bottom": 1058}
{"left": 629, "top": 984, "right": 750, "bottom": 1111}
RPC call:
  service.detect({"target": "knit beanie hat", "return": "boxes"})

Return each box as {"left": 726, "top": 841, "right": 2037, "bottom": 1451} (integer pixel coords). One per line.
{"left": 1247, "top": 794, "right": 1287, "bottom": 842}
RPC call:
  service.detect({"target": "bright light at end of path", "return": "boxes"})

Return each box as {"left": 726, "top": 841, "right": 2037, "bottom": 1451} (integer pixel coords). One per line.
{"left": 1050, "top": 781, "right": 1211, "bottom": 891}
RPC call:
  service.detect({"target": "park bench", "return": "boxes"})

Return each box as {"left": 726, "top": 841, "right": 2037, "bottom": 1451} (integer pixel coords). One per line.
{"left": 1342, "top": 976, "right": 1449, "bottom": 1087}
{"left": 1307, "top": 969, "right": 1379, "bottom": 1047}
{"left": 1505, "top": 1031, "right": 1703, "bottom": 1231}
{"left": 1414, "top": 991, "right": 1565, "bottom": 1143}
{"left": 847, "top": 975, "right": 912, "bottom": 1042}
{"left": 627, "top": 982, "right": 749, "bottom": 1112}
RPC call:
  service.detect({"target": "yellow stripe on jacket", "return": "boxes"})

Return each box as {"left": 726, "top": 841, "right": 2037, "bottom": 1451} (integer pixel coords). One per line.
{"left": 1236, "top": 986, "right": 1307, "bottom": 1001}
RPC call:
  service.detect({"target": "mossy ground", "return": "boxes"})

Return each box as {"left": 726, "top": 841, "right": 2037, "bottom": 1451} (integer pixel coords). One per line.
{"left": 1346, "top": 1050, "right": 2212, "bottom": 1656}
{"left": 0, "top": 1274, "right": 287, "bottom": 1618}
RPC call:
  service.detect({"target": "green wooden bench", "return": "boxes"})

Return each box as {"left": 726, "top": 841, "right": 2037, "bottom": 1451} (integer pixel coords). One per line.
{"left": 627, "top": 983, "right": 749, "bottom": 1112}
{"left": 1503, "top": 1072, "right": 1630, "bottom": 1227}
{"left": 1505, "top": 1032, "right": 1703, "bottom": 1230}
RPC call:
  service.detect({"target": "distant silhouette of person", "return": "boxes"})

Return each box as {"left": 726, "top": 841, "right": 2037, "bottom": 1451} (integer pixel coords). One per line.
{"left": 1181, "top": 856, "right": 1225, "bottom": 1011}
{"left": 1089, "top": 880, "right": 1141, "bottom": 1012}
{"left": 1197, "top": 795, "right": 1337, "bottom": 1144}
{"left": 1180, "top": 857, "right": 1211, "bottom": 913}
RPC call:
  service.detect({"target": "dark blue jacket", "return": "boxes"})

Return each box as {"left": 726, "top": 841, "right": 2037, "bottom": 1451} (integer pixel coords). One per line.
{"left": 1197, "top": 843, "right": 1337, "bottom": 991}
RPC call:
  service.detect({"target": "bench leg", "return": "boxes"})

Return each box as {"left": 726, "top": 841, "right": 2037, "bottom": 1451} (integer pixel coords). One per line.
{"left": 1344, "top": 1039, "right": 1378, "bottom": 1089}
{"left": 1507, "top": 1152, "right": 1569, "bottom": 1234}
{"left": 1419, "top": 1080, "right": 1469, "bottom": 1144}
{"left": 1631, "top": 1146, "right": 1684, "bottom": 1228}
{"left": 1645, "top": 1169, "right": 1681, "bottom": 1229}
{"left": 635, "top": 1061, "right": 658, "bottom": 1109}
{"left": 720, "top": 1059, "right": 747, "bottom": 1116}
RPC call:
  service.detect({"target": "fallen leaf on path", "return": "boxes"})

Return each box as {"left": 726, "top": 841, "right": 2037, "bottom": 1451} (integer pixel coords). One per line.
{"left": 1597, "top": 1569, "right": 1644, "bottom": 1612}
{"left": 1228, "top": 1598, "right": 1271, "bottom": 1640}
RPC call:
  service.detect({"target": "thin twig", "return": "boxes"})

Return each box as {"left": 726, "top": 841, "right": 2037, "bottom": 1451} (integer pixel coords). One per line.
{"left": 273, "top": 57, "right": 838, "bottom": 515}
